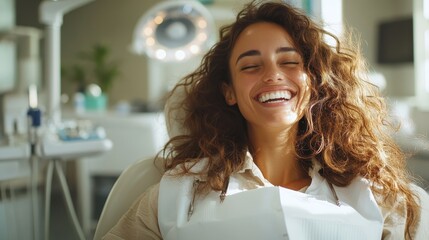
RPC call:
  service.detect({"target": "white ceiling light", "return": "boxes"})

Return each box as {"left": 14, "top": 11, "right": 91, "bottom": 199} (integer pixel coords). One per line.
{"left": 132, "top": 0, "right": 215, "bottom": 62}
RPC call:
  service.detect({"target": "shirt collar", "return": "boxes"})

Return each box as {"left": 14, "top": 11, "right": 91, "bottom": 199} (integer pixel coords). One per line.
{"left": 236, "top": 151, "right": 271, "bottom": 186}
{"left": 238, "top": 150, "right": 322, "bottom": 186}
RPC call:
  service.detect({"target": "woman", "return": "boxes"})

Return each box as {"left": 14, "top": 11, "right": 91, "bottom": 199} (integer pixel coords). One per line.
{"left": 104, "top": 1, "right": 427, "bottom": 239}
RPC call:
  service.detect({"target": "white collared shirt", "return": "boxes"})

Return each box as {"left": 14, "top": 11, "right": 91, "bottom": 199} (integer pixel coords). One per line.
{"left": 158, "top": 154, "right": 384, "bottom": 240}
{"left": 104, "top": 153, "right": 429, "bottom": 240}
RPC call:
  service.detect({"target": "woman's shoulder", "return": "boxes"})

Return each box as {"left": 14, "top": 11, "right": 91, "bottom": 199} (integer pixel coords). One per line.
{"left": 378, "top": 183, "right": 429, "bottom": 239}
{"left": 410, "top": 184, "right": 429, "bottom": 238}
{"left": 126, "top": 182, "right": 160, "bottom": 223}
{"left": 103, "top": 183, "right": 162, "bottom": 240}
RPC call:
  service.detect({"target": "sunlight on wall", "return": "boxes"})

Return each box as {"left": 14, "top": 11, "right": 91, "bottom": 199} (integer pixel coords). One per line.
{"left": 320, "top": 0, "right": 342, "bottom": 37}
{"left": 414, "top": 0, "right": 429, "bottom": 110}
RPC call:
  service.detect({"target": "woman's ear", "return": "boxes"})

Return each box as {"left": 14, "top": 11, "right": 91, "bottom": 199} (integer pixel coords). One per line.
{"left": 222, "top": 83, "right": 237, "bottom": 106}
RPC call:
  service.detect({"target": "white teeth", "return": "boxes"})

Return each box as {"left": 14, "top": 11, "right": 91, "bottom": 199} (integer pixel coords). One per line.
{"left": 258, "top": 90, "right": 292, "bottom": 103}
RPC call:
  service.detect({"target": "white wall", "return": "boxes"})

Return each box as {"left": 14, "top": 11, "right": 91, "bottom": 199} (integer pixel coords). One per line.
{"left": 0, "top": 0, "right": 16, "bottom": 94}
{"left": 60, "top": 0, "right": 237, "bottom": 107}
{"left": 60, "top": 0, "right": 155, "bottom": 106}
{"left": 343, "top": 0, "right": 414, "bottom": 98}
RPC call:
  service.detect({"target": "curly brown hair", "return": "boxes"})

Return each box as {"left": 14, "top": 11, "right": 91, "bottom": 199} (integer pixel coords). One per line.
{"left": 161, "top": 0, "right": 420, "bottom": 238}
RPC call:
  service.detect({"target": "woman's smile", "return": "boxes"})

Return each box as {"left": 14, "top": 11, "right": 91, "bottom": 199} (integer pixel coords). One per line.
{"left": 254, "top": 85, "right": 297, "bottom": 106}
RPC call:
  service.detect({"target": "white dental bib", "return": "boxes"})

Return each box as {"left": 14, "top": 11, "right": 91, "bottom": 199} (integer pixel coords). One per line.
{"left": 158, "top": 160, "right": 383, "bottom": 240}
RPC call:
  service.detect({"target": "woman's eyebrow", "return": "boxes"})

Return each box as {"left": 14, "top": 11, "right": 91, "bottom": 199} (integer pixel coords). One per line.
{"left": 235, "top": 47, "right": 298, "bottom": 65}
{"left": 276, "top": 47, "right": 297, "bottom": 53}
{"left": 235, "top": 50, "right": 260, "bottom": 64}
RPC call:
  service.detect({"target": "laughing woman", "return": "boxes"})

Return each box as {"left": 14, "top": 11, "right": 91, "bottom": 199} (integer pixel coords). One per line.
{"left": 104, "top": 1, "right": 429, "bottom": 239}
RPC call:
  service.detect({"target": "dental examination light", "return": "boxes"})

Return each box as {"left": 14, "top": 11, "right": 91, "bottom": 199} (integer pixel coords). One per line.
{"left": 132, "top": 0, "right": 215, "bottom": 106}
{"left": 132, "top": 0, "right": 215, "bottom": 62}
{"left": 39, "top": 0, "right": 95, "bottom": 127}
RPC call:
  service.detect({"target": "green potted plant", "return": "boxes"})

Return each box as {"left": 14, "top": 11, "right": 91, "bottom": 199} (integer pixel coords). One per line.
{"left": 81, "top": 43, "right": 120, "bottom": 94}
{"left": 63, "top": 43, "right": 121, "bottom": 111}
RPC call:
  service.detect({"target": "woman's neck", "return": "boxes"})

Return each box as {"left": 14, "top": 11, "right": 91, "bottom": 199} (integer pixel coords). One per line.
{"left": 249, "top": 125, "right": 310, "bottom": 190}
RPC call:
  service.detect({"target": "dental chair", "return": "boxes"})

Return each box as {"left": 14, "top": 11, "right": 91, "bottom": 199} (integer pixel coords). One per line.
{"left": 92, "top": 156, "right": 164, "bottom": 240}
{"left": 93, "top": 84, "right": 429, "bottom": 240}
{"left": 92, "top": 86, "right": 187, "bottom": 240}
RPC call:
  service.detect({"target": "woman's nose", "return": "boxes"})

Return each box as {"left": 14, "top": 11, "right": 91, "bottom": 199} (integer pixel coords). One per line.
{"left": 262, "top": 65, "right": 284, "bottom": 83}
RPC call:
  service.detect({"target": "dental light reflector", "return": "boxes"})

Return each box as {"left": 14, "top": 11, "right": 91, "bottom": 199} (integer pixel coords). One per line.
{"left": 132, "top": 1, "right": 215, "bottom": 62}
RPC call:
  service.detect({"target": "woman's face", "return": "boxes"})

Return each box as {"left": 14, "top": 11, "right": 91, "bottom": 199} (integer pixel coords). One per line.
{"left": 225, "top": 22, "right": 311, "bottom": 131}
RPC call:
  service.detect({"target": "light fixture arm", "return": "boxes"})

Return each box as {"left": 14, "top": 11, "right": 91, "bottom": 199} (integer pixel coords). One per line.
{"left": 39, "top": 0, "right": 94, "bottom": 126}
{"left": 39, "top": 0, "right": 95, "bottom": 26}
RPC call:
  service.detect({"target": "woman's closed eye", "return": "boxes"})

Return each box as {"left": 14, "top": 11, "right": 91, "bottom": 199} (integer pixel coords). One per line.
{"left": 280, "top": 61, "right": 299, "bottom": 66}
{"left": 240, "top": 65, "right": 260, "bottom": 71}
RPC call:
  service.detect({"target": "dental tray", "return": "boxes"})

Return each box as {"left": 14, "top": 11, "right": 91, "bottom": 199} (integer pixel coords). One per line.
{"left": 39, "top": 119, "right": 113, "bottom": 160}
{"left": 39, "top": 137, "right": 113, "bottom": 160}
